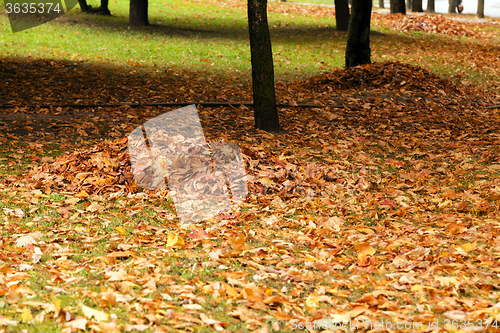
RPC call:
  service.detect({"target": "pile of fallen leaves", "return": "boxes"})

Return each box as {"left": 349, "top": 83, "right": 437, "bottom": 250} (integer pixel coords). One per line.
{"left": 21, "top": 132, "right": 372, "bottom": 201}
{"left": 24, "top": 138, "right": 137, "bottom": 196}
{"left": 299, "top": 61, "right": 462, "bottom": 94}
{"left": 374, "top": 13, "right": 487, "bottom": 38}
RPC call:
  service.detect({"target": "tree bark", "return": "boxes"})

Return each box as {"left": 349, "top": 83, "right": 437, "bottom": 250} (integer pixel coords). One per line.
{"left": 129, "top": 0, "right": 148, "bottom": 26}
{"left": 390, "top": 0, "right": 406, "bottom": 13}
{"left": 477, "top": 0, "right": 484, "bottom": 18}
{"left": 448, "top": 0, "right": 456, "bottom": 13}
{"left": 335, "top": 0, "right": 350, "bottom": 31}
{"left": 412, "top": 0, "right": 423, "bottom": 11}
{"left": 427, "top": 0, "right": 435, "bottom": 12}
{"left": 78, "top": 0, "right": 90, "bottom": 12}
{"left": 379, "top": 0, "right": 384, "bottom": 8}
{"left": 248, "top": 0, "right": 281, "bottom": 132}
{"left": 406, "top": 0, "right": 412, "bottom": 11}
{"left": 99, "top": 0, "right": 111, "bottom": 15}
{"left": 345, "top": 0, "right": 371, "bottom": 68}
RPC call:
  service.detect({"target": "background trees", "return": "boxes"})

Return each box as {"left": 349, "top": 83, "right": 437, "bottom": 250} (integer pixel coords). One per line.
{"left": 335, "top": 0, "right": 350, "bottom": 31}
{"left": 390, "top": 0, "right": 406, "bottom": 14}
{"left": 78, "top": 0, "right": 111, "bottom": 15}
{"left": 427, "top": 0, "right": 435, "bottom": 12}
{"left": 412, "top": 0, "right": 423, "bottom": 12}
{"left": 478, "top": 0, "right": 485, "bottom": 18}
{"left": 129, "top": 0, "right": 149, "bottom": 26}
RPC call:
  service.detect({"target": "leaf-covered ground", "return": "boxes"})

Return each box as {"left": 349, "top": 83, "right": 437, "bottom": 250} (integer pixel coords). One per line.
{"left": 2, "top": 59, "right": 500, "bottom": 332}
{"left": 2, "top": 3, "right": 500, "bottom": 331}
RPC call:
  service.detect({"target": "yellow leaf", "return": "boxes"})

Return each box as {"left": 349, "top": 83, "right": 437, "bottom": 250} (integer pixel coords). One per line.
{"left": 461, "top": 242, "right": 476, "bottom": 252}
{"left": 259, "top": 177, "right": 275, "bottom": 186}
{"left": 305, "top": 255, "right": 317, "bottom": 262}
{"left": 75, "top": 190, "right": 89, "bottom": 198}
{"left": 114, "top": 226, "right": 126, "bottom": 235}
{"left": 356, "top": 227, "right": 374, "bottom": 234}
{"left": 411, "top": 285, "right": 437, "bottom": 293}
{"left": 305, "top": 294, "right": 319, "bottom": 308}
{"left": 230, "top": 236, "right": 248, "bottom": 253}
{"left": 354, "top": 242, "right": 376, "bottom": 258}
{"left": 166, "top": 232, "right": 184, "bottom": 248}
{"left": 80, "top": 304, "right": 109, "bottom": 322}
{"left": 21, "top": 307, "right": 32, "bottom": 323}
{"left": 455, "top": 242, "right": 477, "bottom": 255}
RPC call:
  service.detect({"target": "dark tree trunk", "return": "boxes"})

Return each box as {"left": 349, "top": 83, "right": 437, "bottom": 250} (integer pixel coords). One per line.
{"left": 99, "top": 0, "right": 111, "bottom": 15}
{"left": 412, "top": 0, "right": 423, "bottom": 11}
{"left": 427, "top": 0, "right": 435, "bottom": 12}
{"left": 477, "top": 0, "right": 484, "bottom": 17}
{"left": 448, "top": 0, "right": 456, "bottom": 13}
{"left": 248, "top": 0, "right": 280, "bottom": 132}
{"left": 406, "top": 0, "right": 412, "bottom": 10}
{"left": 129, "top": 0, "right": 148, "bottom": 26}
{"left": 390, "top": 0, "right": 406, "bottom": 13}
{"left": 335, "top": 0, "right": 350, "bottom": 31}
{"left": 379, "top": 0, "right": 384, "bottom": 8}
{"left": 345, "top": 0, "right": 371, "bottom": 68}
{"left": 78, "top": 0, "right": 90, "bottom": 12}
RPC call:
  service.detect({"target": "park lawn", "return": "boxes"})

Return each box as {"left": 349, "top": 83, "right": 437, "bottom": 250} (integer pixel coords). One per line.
{"left": 0, "top": 0, "right": 498, "bottom": 84}
{"left": 1, "top": 0, "right": 500, "bottom": 332}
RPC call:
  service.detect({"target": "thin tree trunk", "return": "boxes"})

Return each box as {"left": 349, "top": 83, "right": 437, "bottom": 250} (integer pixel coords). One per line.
{"left": 406, "top": 0, "right": 412, "bottom": 11}
{"left": 390, "top": 0, "right": 406, "bottom": 13}
{"left": 129, "top": 0, "right": 148, "bottom": 26}
{"left": 448, "top": 0, "right": 456, "bottom": 13}
{"left": 412, "top": 0, "right": 423, "bottom": 11}
{"left": 345, "top": 0, "right": 372, "bottom": 68}
{"left": 379, "top": 0, "right": 384, "bottom": 8}
{"left": 335, "top": 0, "right": 350, "bottom": 31}
{"left": 427, "top": 0, "right": 435, "bottom": 12}
{"left": 477, "top": 0, "right": 484, "bottom": 17}
{"left": 248, "top": 0, "right": 280, "bottom": 132}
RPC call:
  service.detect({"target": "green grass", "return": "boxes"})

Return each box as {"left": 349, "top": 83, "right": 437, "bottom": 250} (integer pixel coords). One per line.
{"left": 1, "top": 0, "right": 499, "bottom": 85}
{"left": 0, "top": 0, "right": 345, "bottom": 81}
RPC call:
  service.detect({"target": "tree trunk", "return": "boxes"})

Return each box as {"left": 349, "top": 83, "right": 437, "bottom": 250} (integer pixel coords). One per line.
{"left": 247, "top": 0, "right": 281, "bottom": 132}
{"left": 390, "top": 0, "right": 406, "bottom": 13}
{"left": 78, "top": 0, "right": 90, "bottom": 12}
{"left": 345, "top": 0, "right": 372, "bottom": 68}
{"left": 129, "top": 0, "right": 148, "bottom": 26}
{"left": 379, "top": 0, "right": 384, "bottom": 8}
{"left": 427, "top": 0, "right": 435, "bottom": 12}
{"left": 412, "top": 0, "right": 423, "bottom": 11}
{"left": 335, "top": 0, "right": 350, "bottom": 31}
{"left": 99, "top": 0, "right": 111, "bottom": 15}
{"left": 406, "top": 0, "right": 412, "bottom": 11}
{"left": 477, "top": 0, "right": 484, "bottom": 18}
{"left": 448, "top": 0, "right": 456, "bottom": 13}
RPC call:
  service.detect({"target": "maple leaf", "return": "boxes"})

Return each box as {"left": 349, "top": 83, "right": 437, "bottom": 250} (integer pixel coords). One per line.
{"left": 166, "top": 232, "right": 185, "bottom": 248}
{"left": 354, "top": 242, "right": 376, "bottom": 259}
{"left": 20, "top": 307, "right": 32, "bottom": 323}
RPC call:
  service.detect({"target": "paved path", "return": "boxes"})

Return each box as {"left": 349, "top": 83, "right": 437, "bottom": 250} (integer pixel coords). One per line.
{"left": 285, "top": 0, "right": 500, "bottom": 18}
